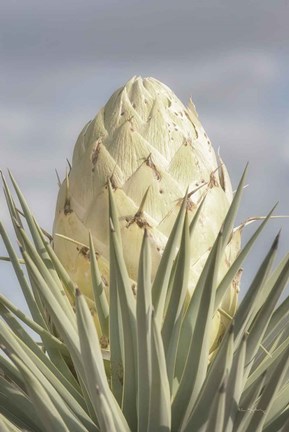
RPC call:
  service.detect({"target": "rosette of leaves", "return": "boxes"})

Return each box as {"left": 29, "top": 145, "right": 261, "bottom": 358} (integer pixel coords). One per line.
{"left": 1, "top": 169, "right": 289, "bottom": 432}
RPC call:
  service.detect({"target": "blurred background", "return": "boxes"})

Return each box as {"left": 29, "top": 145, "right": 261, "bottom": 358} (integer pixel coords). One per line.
{"left": 1, "top": 0, "right": 289, "bottom": 307}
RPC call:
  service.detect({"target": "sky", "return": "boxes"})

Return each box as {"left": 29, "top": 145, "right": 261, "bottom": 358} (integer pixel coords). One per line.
{"left": 1, "top": 0, "right": 289, "bottom": 307}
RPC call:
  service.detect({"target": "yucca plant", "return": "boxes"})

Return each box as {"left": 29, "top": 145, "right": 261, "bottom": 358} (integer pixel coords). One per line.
{"left": 53, "top": 76, "right": 241, "bottom": 354}
{"left": 1, "top": 78, "right": 289, "bottom": 432}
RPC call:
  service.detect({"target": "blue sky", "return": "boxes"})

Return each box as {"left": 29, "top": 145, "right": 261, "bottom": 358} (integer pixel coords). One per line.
{"left": 1, "top": 0, "right": 289, "bottom": 306}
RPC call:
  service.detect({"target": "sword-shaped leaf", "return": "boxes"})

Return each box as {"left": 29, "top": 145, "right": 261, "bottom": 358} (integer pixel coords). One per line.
{"left": 136, "top": 230, "right": 152, "bottom": 432}
{"left": 76, "top": 289, "right": 129, "bottom": 432}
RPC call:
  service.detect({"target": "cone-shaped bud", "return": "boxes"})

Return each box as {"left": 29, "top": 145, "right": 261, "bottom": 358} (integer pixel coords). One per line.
{"left": 53, "top": 76, "right": 241, "bottom": 346}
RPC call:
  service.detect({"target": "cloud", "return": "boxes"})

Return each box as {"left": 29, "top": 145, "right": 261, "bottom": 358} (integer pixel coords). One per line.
{"left": 1, "top": 0, "right": 288, "bottom": 71}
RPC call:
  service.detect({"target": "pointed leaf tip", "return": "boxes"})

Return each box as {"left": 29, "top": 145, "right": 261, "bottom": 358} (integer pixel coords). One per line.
{"left": 273, "top": 232, "right": 281, "bottom": 250}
